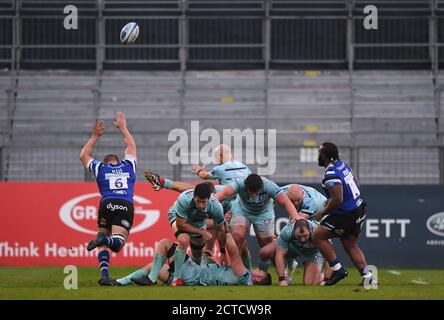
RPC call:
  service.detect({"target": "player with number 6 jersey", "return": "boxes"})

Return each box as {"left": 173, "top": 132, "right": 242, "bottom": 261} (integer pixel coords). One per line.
{"left": 80, "top": 112, "right": 137, "bottom": 286}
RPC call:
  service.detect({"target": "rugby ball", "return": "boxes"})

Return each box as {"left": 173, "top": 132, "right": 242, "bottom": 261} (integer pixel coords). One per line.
{"left": 120, "top": 22, "right": 139, "bottom": 44}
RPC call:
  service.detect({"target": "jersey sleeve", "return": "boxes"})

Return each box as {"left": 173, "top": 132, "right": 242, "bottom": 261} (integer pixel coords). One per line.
{"left": 322, "top": 169, "right": 342, "bottom": 189}
{"left": 277, "top": 225, "right": 291, "bottom": 253}
{"left": 267, "top": 180, "right": 284, "bottom": 200}
{"left": 210, "top": 199, "right": 225, "bottom": 226}
{"left": 86, "top": 159, "right": 102, "bottom": 178}
{"left": 123, "top": 155, "right": 137, "bottom": 173}
{"left": 228, "top": 178, "right": 243, "bottom": 194}
{"left": 208, "top": 165, "right": 221, "bottom": 180}
{"left": 175, "top": 192, "right": 190, "bottom": 219}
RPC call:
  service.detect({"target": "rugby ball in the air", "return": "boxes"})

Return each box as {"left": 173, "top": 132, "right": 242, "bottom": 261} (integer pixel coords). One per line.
{"left": 120, "top": 22, "right": 139, "bottom": 44}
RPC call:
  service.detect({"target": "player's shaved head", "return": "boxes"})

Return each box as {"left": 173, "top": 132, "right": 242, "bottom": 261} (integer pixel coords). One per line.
{"left": 103, "top": 154, "right": 119, "bottom": 164}
{"left": 287, "top": 184, "right": 304, "bottom": 204}
{"left": 213, "top": 144, "right": 232, "bottom": 164}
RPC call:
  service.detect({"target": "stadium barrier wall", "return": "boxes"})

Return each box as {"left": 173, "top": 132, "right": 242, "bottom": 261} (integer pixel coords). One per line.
{"left": 0, "top": 182, "right": 443, "bottom": 268}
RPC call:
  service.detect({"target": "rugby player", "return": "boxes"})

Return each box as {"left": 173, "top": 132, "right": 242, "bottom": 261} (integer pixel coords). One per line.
{"left": 313, "top": 142, "right": 372, "bottom": 286}
{"left": 278, "top": 183, "right": 327, "bottom": 279}
{"left": 120, "top": 222, "right": 271, "bottom": 286}
{"left": 214, "top": 173, "right": 307, "bottom": 272}
{"left": 168, "top": 182, "right": 227, "bottom": 286}
{"left": 144, "top": 172, "right": 231, "bottom": 265}
{"left": 191, "top": 144, "right": 251, "bottom": 185}
{"left": 259, "top": 219, "right": 331, "bottom": 285}
{"left": 80, "top": 112, "right": 137, "bottom": 286}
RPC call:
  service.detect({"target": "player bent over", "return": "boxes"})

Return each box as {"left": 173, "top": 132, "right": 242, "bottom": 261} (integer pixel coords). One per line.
{"left": 215, "top": 173, "right": 307, "bottom": 272}
{"left": 144, "top": 170, "right": 231, "bottom": 264}
{"left": 260, "top": 219, "right": 331, "bottom": 286}
{"left": 80, "top": 112, "right": 137, "bottom": 286}
{"left": 168, "top": 183, "right": 227, "bottom": 286}
{"left": 279, "top": 183, "right": 328, "bottom": 281}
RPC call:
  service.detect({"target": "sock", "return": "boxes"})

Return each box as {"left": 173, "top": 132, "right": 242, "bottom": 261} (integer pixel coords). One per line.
{"left": 148, "top": 253, "right": 167, "bottom": 282}
{"left": 98, "top": 250, "right": 110, "bottom": 279}
{"left": 116, "top": 268, "right": 148, "bottom": 285}
{"left": 258, "top": 259, "right": 271, "bottom": 272}
{"left": 285, "top": 257, "right": 298, "bottom": 272}
{"left": 103, "top": 235, "right": 125, "bottom": 253}
{"left": 360, "top": 265, "right": 371, "bottom": 277}
{"left": 163, "top": 178, "right": 173, "bottom": 189}
{"left": 173, "top": 249, "right": 187, "bottom": 280}
{"left": 242, "top": 253, "right": 252, "bottom": 270}
{"left": 329, "top": 258, "right": 346, "bottom": 273}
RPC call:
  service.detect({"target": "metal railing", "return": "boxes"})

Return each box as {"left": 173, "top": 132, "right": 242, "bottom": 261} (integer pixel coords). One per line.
{"left": 0, "top": 0, "right": 444, "bottom": 184}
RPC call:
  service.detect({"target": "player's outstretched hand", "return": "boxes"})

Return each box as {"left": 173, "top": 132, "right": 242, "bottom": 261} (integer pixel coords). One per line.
{"left": 93, "top": 120, "right": 105, "bottom": 137}
{"left": 192, "top": 163, "right": 204, "bottom": 175}
{"left": 113, "top": 112, "right": 127, "bottom": 130}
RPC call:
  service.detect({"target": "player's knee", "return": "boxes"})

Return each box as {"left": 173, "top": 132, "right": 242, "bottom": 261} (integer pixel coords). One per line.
{"left": 232, "top": 230, "right": 245, "bottom": 243}
{"left": 109, "top": 233, "right": 126, "bottom": 253}
{"left": 177, "top": 233, "right": 190, "bottom": 248}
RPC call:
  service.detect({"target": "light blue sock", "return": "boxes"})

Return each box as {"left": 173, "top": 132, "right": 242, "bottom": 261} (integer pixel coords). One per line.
{"left": 173, "top": 249, "right": 187, "bottom": 280}
{"left": 116, "top": 268, "right": 148, "bottom": 286}
{"left": 163, "top": 178, "right": 173, "bottom": 189}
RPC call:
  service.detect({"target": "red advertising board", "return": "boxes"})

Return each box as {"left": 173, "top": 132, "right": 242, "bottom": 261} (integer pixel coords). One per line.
{"left": 0, "top": 182, "right": 179, "bottom": 266}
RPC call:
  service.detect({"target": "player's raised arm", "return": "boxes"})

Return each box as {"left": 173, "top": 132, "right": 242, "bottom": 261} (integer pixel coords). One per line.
{"left": 80, "top": 120, "right": 105, "bottom": 167}
{"left": 214, "top": 184, "right": 236, "bottom": 202}
{"left": 192, "top": 164, "right": 212, "bottom": 180}
{"left": 114, "top": 112, "right": 137, "bottom": 159}
{"left": 276, "top": 192, "right": 307, "bottom": 220}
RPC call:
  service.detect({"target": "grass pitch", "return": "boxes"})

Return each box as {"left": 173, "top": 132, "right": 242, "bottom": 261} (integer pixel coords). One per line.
{"left": 1, "top": 267, "right": 443, "bottom": 300}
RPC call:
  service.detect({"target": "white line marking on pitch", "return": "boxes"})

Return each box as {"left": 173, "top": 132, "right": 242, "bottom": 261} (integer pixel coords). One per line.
{"left": 388, "top": 270, "right": 401, "bottom": 275}
{"left": 410, "top": 279, "right": 428, "bottom": 285}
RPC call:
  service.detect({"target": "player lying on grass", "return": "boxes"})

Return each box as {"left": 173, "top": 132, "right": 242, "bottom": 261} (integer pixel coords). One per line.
{"left": 166, "top": 183, "right": 227, "bottom": 286}
{"left": 260, "top": 219, "right": 332, "bottom": 286}
{"left": 116, "top": 222, "right": 271, "bottom": 286}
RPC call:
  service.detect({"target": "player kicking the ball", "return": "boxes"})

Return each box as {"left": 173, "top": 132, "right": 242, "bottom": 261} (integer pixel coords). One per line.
{"left": 80, "top": 112, "right": 137, "bottom": 286}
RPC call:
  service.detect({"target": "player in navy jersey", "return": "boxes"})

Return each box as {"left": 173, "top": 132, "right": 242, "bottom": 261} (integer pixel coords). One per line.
{"left": 80, "top": 112, "right": 137, "bottom": 286}
{"left": 313, "top": 142, "right": 372, "bottom": 286}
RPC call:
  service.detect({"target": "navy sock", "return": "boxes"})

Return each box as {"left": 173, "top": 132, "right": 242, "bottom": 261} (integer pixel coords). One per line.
{"left": 104, "top": 235, "right": 125, "bottom": 253}
{"left": 329, "top": 258, "right": 346, "bottom": 274}
{"left": 98, "top": 250, "right": 110, "bottom": 279}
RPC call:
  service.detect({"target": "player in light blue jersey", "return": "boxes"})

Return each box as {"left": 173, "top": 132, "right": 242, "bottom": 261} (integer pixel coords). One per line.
{"left": 80, "top": 112, "right": 137, "bottom": 286}
{"left": 168, "top": 183, "right": 226, "bottom": 286}
{"left": 281, "top": 184, "right": 327, "bottom": 218}
{"left": 259, "top": 219, "right": 331, "bottom": 285}
{"left": 313, "top": 142, "right": 372, "bottom": 286}
{"left": 275, "top": 184, "right": 327, "bottom": 280}
{"left": 215, "top": 173, "right": 306, "bottom": 272}
{"left": 192, "top": 144, "right": 251, "bottom": 186}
